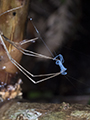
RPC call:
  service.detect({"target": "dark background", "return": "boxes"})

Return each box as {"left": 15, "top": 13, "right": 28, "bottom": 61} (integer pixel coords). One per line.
{"left": 20, "top": 0, "right": 90, "bottom": 104}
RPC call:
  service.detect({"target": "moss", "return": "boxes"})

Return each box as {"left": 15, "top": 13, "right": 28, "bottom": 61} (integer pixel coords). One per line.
{"left": 39, "top": 111, "right": 66, "bottom": 120}
{"left": 71, "top": 110, "right": 90, "bottom": 119}
{"left": 9, "top": 109, "right": 42, "bottom": 120}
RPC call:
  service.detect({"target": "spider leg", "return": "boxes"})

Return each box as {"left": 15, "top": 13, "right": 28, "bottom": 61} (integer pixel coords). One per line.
{"left": 10, "top": 58, "right": 62, "bottom": 84}
{"left": 3, "top": 35, "right": 61, "bottom": 77}
{"left": 29, "top": 17, "right": 55, "bottom": 57}
{"left": 0, "top": 5, "right": 23, "bottom": 17}
{"left": 0, "top": 34, "right": 63, "bottom": 84}
{"left": 19, "top": 37, "right": 38, "bottom": 45}
{"left": 2, "top": 34, "right": 58, "bottom": 61}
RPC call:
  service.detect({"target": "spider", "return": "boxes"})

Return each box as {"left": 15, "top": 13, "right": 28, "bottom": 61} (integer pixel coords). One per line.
{"left": 0, "top": 4, "right": 67, "bottom": 84}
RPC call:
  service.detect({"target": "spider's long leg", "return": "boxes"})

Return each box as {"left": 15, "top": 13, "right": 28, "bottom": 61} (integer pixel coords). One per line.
{"left": 2, "top": 34, "right": 61, "bottom": 77}
{"left": 10, "top": 58, "right": 62, "bottom": 84}
{"left": 0, "top": 5, "right": 23, "bottom": 17}
{"left": 0, "top": 34, "right": 63, "bottom": 84}
{"left": 2, "top": 34, "right": 58, "bottom": 61}
{"left": 20, "top": 37, "right": 38, "bottom": 45}
{"left": 29, "top": 18, "right": 55, "bottom": 58}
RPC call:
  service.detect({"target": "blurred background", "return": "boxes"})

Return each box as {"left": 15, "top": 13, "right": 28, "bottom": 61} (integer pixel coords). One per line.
{"left": 20, "top": 0, "right": 90, "bottom": 104}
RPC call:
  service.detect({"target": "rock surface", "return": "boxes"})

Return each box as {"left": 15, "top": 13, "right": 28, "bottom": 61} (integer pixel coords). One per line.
{"left": 0, "top": 99, "right": 90, "bottom": 120}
